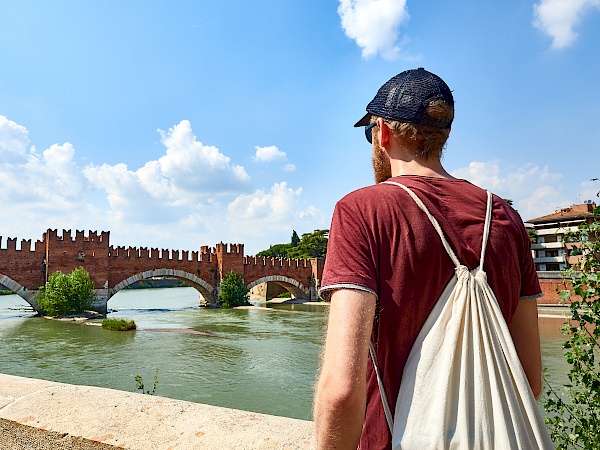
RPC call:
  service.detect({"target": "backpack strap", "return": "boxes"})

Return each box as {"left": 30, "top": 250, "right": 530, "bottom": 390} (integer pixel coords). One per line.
{"left": 479, "top": 190, "right": 494, "bottom": 272}
{"left": 382, "top": 181, "right": 462, "bottom": 268}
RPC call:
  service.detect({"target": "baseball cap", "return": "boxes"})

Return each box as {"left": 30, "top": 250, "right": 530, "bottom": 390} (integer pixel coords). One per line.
{"left": 354, "top": 67, "right": 454, "bottom": 129}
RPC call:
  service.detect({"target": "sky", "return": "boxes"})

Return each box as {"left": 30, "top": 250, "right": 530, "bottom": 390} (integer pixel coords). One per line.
{"left": 1, "top": 0, "right": 599, "bottom": 255}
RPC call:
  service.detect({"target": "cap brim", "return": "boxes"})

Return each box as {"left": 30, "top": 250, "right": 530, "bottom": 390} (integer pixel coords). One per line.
{"left": 354, "top": 113, "right": 371, "bottom": 128}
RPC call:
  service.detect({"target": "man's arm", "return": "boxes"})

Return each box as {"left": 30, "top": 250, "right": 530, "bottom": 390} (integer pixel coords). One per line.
{"left": 508, "top": 298, "right": 543, "bottom": 398}
{"left": 314, "top": 289, "right": 376, "bottom": 450}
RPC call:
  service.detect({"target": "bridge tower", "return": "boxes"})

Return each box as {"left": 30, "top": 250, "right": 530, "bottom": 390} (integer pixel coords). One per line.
{"left": 215, "top": 243, "right": 245, "bottom": 282}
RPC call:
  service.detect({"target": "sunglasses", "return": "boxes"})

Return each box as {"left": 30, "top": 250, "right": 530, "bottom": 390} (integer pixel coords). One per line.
{"left": 365, "top": 122, "right": 377, "bottom": 144}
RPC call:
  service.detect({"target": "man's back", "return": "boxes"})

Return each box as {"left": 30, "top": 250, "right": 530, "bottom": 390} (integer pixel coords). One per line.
{"left": 314, "top": 68, "right": 545, "bottom": 450}
{"left": 320, "top": 175, "right": 540, "bottom": 449}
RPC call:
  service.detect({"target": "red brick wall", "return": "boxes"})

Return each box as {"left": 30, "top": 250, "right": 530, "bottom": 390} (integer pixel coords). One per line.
{"left": 538, "top": 278, "right": 574, "bottom": 304}
{"left": 44, "top": 229, "right": 110, "bottom": 289}
{"left": 0, "top": 237, "right": 45, "bottom": 289}
{"left": 107, "top": 246, "right": 218, "bottom": 289}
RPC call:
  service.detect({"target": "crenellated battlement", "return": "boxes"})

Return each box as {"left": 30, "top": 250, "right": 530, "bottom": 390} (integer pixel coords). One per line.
{"left": 215, "top": 242, "right": 244, "bottom": 255}
{"left": 0, "top": 236, "right": 44, "bottom": 252}
{"left": 108, "top": 246, "right": 215, "bottom": 262}
{"left": 244, "top": 256, "right": 310, "bottom": 268}
{"left": 44, "top": 229, "right": 110, "bottom": 244}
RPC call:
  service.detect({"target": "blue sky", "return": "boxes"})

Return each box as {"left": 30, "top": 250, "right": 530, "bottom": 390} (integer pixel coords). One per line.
{"left": 1, "top": 0, "right": 599, "bottom": 255}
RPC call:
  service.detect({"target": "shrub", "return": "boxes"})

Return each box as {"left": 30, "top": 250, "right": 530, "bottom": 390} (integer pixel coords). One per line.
{"left": 219, "top": 271, "right": 250, "bottom": 308}
{"left": 102, "top": 318, "right": 137, "bottom": 331}
{"left": 544, "top": 185, "right": 600, "bottom": 449}
{"left": 134, "top": 369, "right": 158, "bottom": 395}
{"left": 37, "top": 267, "right": 96, "bottom": 316}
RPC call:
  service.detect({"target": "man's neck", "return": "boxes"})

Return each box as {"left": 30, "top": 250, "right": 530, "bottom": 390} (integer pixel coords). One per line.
{"left": 390, "top": 158, "right": 455, "bottom": 179}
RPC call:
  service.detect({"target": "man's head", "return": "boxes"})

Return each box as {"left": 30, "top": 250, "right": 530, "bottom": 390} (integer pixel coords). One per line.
{"left": 356, "top": 68, "right": 454, "bottom": 178}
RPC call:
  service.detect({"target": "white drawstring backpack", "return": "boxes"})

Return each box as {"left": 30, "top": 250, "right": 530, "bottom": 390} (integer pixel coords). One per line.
{"left": 369, "top": 181, "right": 554, "bottom": 449}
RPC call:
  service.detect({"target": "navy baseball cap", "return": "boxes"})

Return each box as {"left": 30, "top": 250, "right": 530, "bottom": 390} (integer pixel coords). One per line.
{"left": 354, "top": 67, "right": 454, "bottom": 129}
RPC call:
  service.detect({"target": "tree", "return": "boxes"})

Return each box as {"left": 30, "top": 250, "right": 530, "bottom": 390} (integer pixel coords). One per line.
{"left": 37, "top": 267, "right": 96, "bottom": 316}
{"left": 256, "top": 243, "right": 292, "bottom": 258}
{"left": 544, "top": 182, "right": 600, "bottom": 449}
{"left": 287, "top": 229, "right": 329, "bottom": 259}
{"left": 291, "top": 230, "right": 300, "bottom": 247}
{"left": 527, "top": 228, "right": 538, "bottom": 244}
{"left": 219, "top": 271, "right": 250, "bottom": 308}
{"left": 255, "top": 229, "right": 329, "bottom": 259}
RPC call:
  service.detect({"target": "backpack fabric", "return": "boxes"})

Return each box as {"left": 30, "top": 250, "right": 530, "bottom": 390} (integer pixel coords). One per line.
{"left": 369, "top": 181, "right": 553, "bottom": 449}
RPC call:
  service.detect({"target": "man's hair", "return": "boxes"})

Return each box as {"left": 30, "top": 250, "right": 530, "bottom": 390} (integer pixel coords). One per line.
{"left": 372, "top": 99, "right": 453, "bottom": 160}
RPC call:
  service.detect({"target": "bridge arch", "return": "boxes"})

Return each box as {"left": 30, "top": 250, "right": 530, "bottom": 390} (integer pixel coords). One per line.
{"left": 246, "top": 276, "right": 310, "bottom": 300}
{"left": 0, "top": 274, "right": 38, "bottom": 310}
{"left": 109, "top": 269, "right": 216, "bottom": 304}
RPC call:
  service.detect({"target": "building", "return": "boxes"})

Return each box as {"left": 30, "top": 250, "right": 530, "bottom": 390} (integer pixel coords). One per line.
{"left": 526, "top": 201, "right": 597, "bottom": 272}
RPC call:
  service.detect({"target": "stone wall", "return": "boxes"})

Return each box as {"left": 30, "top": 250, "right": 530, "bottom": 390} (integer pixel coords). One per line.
{"left": 0, "top": 373, "right": 314, "bottom": 449}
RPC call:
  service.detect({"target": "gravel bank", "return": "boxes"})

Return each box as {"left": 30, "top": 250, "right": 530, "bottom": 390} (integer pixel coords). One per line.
{"left": 0, "top": 418, "right": 118, "bottom": 450}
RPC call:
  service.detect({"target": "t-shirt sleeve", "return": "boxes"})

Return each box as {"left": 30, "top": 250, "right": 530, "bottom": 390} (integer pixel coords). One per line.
{"left": 319, "top": 198, "right": 378, "bottom": 301}
{"left": 517, "top": 221, "right": 543, "bottom": 300}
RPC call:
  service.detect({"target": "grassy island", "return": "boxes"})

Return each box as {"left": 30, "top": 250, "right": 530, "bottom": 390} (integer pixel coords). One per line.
{"left": 102, "top": 318, "right": 136, "bottom": 331}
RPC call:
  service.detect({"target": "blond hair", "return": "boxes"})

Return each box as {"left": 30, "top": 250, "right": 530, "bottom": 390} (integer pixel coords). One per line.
{"left": 371, "top": 100, "right": 453, "bottom": 160}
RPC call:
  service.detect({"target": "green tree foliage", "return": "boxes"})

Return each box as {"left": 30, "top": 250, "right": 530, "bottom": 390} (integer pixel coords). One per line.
{"left": 527, "top": 228, "right": 538, "bottom": 244}
{"left": 502, "top": 198, "right": 514, "bottom": 206}
{"left": 219, "top": 271, "right": 250, "bottom": 308}
{"left": 291, "top": 230, "right": 300, "bottom": 247}
{"left": 544, "top": 184, "right": 600, "bottom": 449}
{"left": 37, "top": 267, "right": 96, "bottom": 316}
{"left": 255, "top": 229, "right": 328, "bottom": 259}
{"left": 256, "top": 243, "right": 293, "bottom": 258}
{"left": 287, "top": 229, "right": 329, "bottom": 259}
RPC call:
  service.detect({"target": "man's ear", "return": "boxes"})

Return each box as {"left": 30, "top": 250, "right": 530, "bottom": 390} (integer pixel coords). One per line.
{"left": 377, "top": 118, "right": 390, "bottom": 149}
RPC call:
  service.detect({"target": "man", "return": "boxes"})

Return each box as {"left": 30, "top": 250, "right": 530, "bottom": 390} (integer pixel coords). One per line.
{"left": 313, "top": 68, "right": 543, "bottom": 449}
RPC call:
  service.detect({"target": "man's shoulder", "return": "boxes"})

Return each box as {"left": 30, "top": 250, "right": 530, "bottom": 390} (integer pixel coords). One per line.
{"left": 336, "top": 177, "right": 481, "bottom": 208}
{"left": 334, "top": 182, "right": 401, "bottom": 215}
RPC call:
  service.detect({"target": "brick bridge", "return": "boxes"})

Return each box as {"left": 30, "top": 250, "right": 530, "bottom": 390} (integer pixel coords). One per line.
{"left": 0, "top": 229, "right": 324, "bottom": 314}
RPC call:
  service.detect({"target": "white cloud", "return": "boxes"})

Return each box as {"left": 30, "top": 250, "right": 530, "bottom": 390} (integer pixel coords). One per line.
{"left": 253, "top": 145, "right": 296, "bottom": 172}
{"left": 226, "top": 182, "right": 324, "bottom": 250}
{"left": 254, "top": 145, "right": 286, "bottom": 162}
{"left": 578, "top": 178, "right": 600, "bottom": 203}
{"left": 0, "top": 115, "right": 29, "bottom": 158}
{"left": 338, "top": 0, "right": 409, "bottom": 60}
{"left": 0, "top": 116, "right": 323, "bottom": 256}
{"left": 451, "top": 161, "right": 571, "bottom": 222}
{"left": 533, "top": 0, "right": 600, "bottom": 50}
{"left": 83, "top": 120, "right": 252, "bottom": 223}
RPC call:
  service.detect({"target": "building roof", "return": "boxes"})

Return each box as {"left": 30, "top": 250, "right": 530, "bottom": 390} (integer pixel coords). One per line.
{"left": 527, "top": 202, "right": 597, "bottom": 224}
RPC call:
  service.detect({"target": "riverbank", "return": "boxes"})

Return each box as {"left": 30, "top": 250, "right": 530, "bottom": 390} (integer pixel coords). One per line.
{"left": 0, "top": 373, "right": 314, "bottom": 449}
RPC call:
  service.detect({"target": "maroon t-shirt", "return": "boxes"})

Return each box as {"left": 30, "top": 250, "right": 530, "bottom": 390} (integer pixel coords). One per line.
{"left": 320, "top": 175, "right": 541, "bottom": 450}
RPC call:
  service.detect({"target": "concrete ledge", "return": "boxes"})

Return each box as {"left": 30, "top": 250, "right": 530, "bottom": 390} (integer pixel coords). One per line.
{"left": 0, "top": 374, "right": 314, "bottom": 449}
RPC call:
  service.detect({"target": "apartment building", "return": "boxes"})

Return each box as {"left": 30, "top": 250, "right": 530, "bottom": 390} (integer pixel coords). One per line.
{"left": 526, "top": 201, "right": 597, "bottom": 271}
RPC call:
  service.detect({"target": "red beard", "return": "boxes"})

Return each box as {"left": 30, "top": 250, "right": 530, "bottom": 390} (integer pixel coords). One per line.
{"left": 372, "top": 141, "right": 392, "bottom": 183}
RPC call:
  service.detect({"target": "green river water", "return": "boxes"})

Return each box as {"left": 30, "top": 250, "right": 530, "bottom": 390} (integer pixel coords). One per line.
{"left": 0, "top": 288, "right": 570, "bottom": 421}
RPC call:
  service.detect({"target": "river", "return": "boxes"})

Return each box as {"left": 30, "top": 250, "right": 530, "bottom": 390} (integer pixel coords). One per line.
{"left": 0, "top": 288, "right": 571, "bottom": 421}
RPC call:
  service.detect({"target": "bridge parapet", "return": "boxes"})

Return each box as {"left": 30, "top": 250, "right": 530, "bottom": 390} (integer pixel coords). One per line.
{"left": 0, "top": 237, "right": 44, "bottom": 252}
{"left": 244, "top": 256, "right": 310, "bottom": 268}
{"left": 109, "top": 246, "right": 215, "bottom": 262}
{"left": 45, "top": 229, "right": 109, "bottom": 244}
